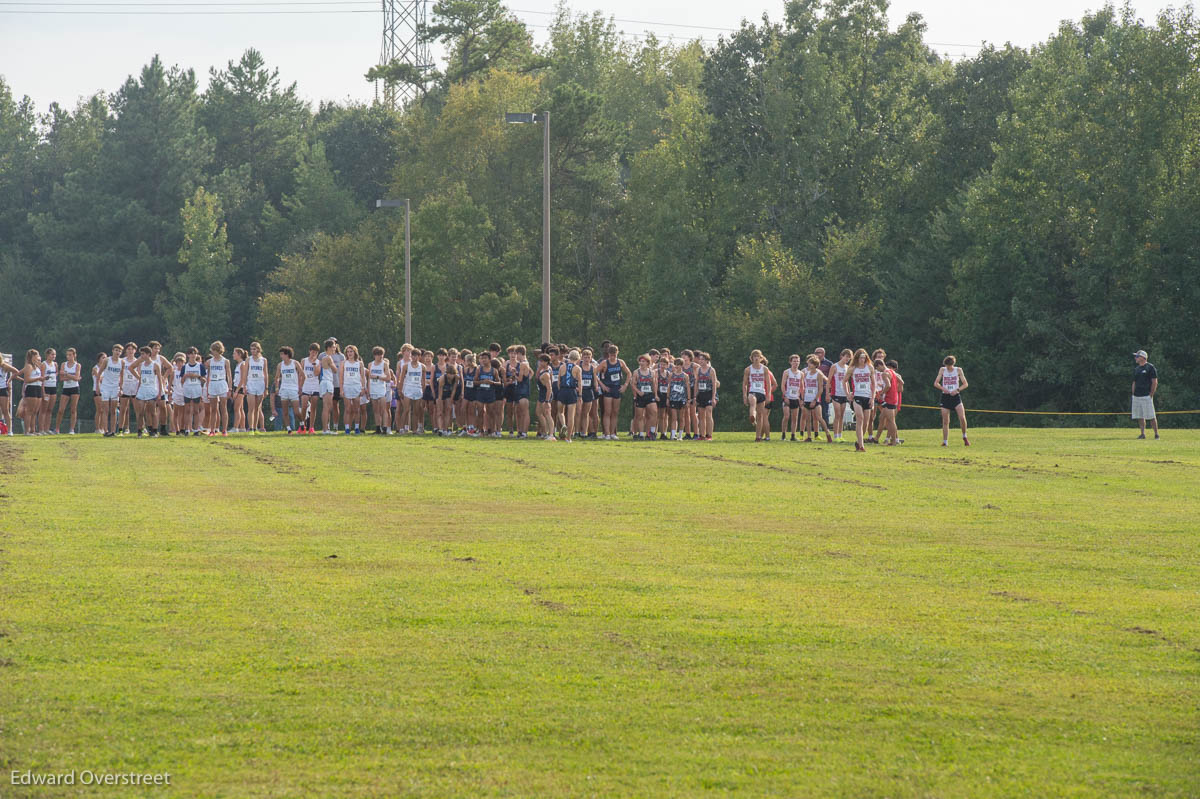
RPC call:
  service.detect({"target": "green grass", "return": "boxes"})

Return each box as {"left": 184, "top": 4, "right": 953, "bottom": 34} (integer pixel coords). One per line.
{"left": 1, "top": 429, "right": 1197, "bottom": 797}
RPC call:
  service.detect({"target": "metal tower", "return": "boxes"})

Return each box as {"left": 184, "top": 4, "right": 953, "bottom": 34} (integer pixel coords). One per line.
{"left": 377, "top": 0, "right": 431, "bottom": 109}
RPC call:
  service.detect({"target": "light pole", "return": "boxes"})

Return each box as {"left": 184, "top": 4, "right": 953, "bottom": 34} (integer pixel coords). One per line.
{"left": 505, "top": 111, "right": 550, "bottom": 344}
{"left": 375, "top": 198, "right": 411, "bottom": 344}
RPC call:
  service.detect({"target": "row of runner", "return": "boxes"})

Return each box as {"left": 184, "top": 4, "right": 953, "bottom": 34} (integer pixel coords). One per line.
{"left": 1, "top": 340, "right": 971, "bottom": 446}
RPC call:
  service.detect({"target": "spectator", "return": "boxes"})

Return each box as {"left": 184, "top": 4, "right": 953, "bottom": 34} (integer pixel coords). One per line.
{"left": 1131, "top": 350, "right": 1159, "bottom": 439}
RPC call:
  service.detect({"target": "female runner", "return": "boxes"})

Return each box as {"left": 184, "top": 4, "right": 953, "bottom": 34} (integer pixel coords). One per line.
{"left": 845, "top": 349, "right": 874, "bottom": 452}
{"left": 557, "top": 349, "right": 582, "bottom": 442}
{"left": 656, "top": 351, "right": 671, "bottom": 440}
{"left": 437, "top": 350, "right": 460, "bottom": 436}
{"left": 300, "top": 343, "right": 321, "bottom": 433}
{"left": 205, "top": 341, "right": 231, "bottom": 436}
{"left": 934, "top": 355, "right": 969, "bottom": 447}
{"left": 56, "top": 348, "right": 82, "bottom": 434}
{"left": 631, "top": 354, "right": 657, "bottom": 440}
{"left": 275, "top": 346, "right": 303, "bottom": 434}
{"left": 169, "top": 353, "right": 186, "bottom": 434}
{"left": 17, "top": 349, "right": 44, "bottom": 434}
{"left": 39, "top": 348, "right": 57, "bottom": 434}
{"left": 578, "top": 347, "right": 597, "bottom": 439}
{"left": 830, "top": 349, "right": 851, "bottom": 442}
{"left": 511, "top": 345, "right": 532, "bottom": 438}
{"left": 243, "top": 342, "right": 268, "bottom": 434}
{"left": 180, "top": 347, "right": 205, "bottom": 434}
{"left": 398, "top": 347, "right": 424, "bottom": 434}
{"left": 130, "top": 345, "right": 164, "bottom": 436}
{"left": 339, "top": 345, "right": 365, "bottom": 434}
{"left": 666, "top": 358, "right": 691, "bottom": 440}
{"left": 230, "top": 347, "right": 247, "bottom": 432}
{"left": 119, "top": 342, "right": 138, "bottom": 434}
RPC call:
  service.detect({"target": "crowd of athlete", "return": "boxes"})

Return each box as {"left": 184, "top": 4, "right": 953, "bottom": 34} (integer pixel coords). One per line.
{"left": 0, "top": 338, "right": 971, "bottom": 447}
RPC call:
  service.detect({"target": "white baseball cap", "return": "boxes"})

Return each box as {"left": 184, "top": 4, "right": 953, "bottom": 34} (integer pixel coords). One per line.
{"left": 1133, "top": 350, "right": 1148, "bottom": 359}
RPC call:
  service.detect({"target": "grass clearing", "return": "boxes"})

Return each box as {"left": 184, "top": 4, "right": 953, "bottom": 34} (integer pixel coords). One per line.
{"left": 1, "top": 429, "right": 1198, "bottom": 797}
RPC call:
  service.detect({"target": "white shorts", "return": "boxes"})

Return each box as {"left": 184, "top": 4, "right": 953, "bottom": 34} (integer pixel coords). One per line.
{"left": 172, "top": 394, "right": 185, "bottom": 407}
{"left": 280, "top": 388, "right": 299, "bottom": 402}
{"left": 369, "top": 383, "right": 389, "bottom": 401}
{"left": 402, "top": 386, "right": 423, "bottom": 401}
{"left": 100, "top": 385, "right": 120, "bottom": 402}
{"left": 183, "top": 384, "right": 202, "bottom": 401}
{"left": 209, "top": 381, "right": 229, "bottom": 398}
{"left": 136, "top": 387, "right": 159, "bottom": 402}
{"left": 302, "top": 379, "right": 320, "bottom": 395}
{"left": 320, "top": 380, "right": 336, "bottom": 397}
{"left": 246, "top": 381, "right": 266, "bottom": 396}
{"left": 360, "top": 395, "right": 371, "bottom": 405}
{"left": 1131, "top": 395, "right": 1155, "bottom": 420}
{"left": 343, "top": 383, "right": 363, "bottom": 402}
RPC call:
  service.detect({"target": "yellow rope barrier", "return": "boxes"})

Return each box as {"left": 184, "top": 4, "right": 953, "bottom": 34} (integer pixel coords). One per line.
{"left": 900, "top": 404, "right": 1200, "bottom": 415}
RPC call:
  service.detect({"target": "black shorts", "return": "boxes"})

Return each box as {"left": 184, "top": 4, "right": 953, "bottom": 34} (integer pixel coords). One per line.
{"left": 62, "top": 386, "right": 79, "bottom": 396}
{"left": 749, "top": 391, "right": 766, "bottom": 405}
{"left": 0, "top": 387, "right": 8, "bottom": 398}
{"left": 602, "top": 386, "right": 621, "bottom": 401}
{"left": 185, "top": 396, "right": 202, "bottom": 404}
{"left": 422, "top": 387, "right": 435, "bottom": 402}
{"left": 669, "top": 400, "right": 685, "bottom": 410}
{"left": 304, "top": 391, "right": 320, "bottom": 398}
{"left": 695, "top": 391, "right": 713, "bottom": 407}
{"left": 853, "top": 396, "right": 872, "bottom": 410}
{"left": 491, "top": 393, "right": 505, "bottom": 404}
{"left": 804, "top": 400, "right": 819, "bottom": 410}
{"left": 558, "top": 388, "right": 578, "bottom": 405}
{"left": 122, "top": 392, "right": 136, "bottom": 399}
{"left": 785, "top": 398, "right": 801, "bottom": 409}
{"left": 581, "top": 386, "right": 596, "bottom": 403}
{"left": 332, "top": 387, "right": 342, "bottom": 402}
{"left": 504, "top": 384, "right": 517, "bottom": 403}
{"left": 882, "top": 402, "right": 897, "bottom": 410}
{"left": 476, "top": 389, "right": 495, "bottom": 404}
{"left": 833, "top": 395, "right": 848, "bottom": 405}
{"left": 941, "top": 393, "right": 962, "bottom": 410}
{"left": 634, "top": 394, "right": 656, "bottom": 409}
{"left": 44, "top": 386, "right": 58, "bottom": 396}
{"left": 24, "top": 386, "right": 44, "bottom": 399}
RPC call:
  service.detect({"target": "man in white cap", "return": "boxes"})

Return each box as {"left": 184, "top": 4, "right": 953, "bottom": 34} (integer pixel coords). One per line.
{"left": 1131, "top": 350, "right": 1159, "bottom": 439}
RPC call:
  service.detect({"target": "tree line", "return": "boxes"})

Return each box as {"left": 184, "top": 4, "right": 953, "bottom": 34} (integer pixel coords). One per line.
{"left": 1, "top": 0, "right": 1197, "bottom": 425}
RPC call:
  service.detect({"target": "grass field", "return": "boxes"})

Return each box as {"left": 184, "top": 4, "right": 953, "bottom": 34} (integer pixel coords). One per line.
{"left": 1, "top": 429, "right": 1197, "bottom": 797}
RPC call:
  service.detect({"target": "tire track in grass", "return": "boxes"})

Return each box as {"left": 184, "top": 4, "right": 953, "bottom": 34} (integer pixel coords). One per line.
{"left": 989, "top": 590, "right": 1200, "bottom": 654}
{"left": 0, "top": 445, "right": 24, "bottom": 671}
{"left": 659, "top": 447, "right": 887, "bottom": 490}
{"left": 206, "top": 438, "right": 300, "bottom": 476}
{"left": 425, "top": 443, "right": 618, "bottom": 489}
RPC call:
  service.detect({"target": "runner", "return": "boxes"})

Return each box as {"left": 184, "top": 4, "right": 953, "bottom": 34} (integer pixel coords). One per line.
{"left": 631, "top": 354, "right": 657, "bottom": 440}
{"left": 319, "top": 339, "right": 341, "bottom": 434}
{"left": 150, "top": 341, "right": 173, "bottom": 436}
{"left": 300, "top": 343, "right": 321, "bottom": 433}
{"left": 243, "top": 342, "right": 269, "bottom": 435}
{"left": 459, "top": 352, "right": 477, "bottom": 435}
{"left": 535, "top": 354, "right": 555, "bottom": 440}
{"left": 421, "top": 349, "right": 439, "bottom": 434}
{"left": 398, "top": 347, "right": 424, "bottom": 434}
{"left": 17, "top": 349, "right": 45, "bottom": 434}
{"left": 694, "top": 352, "right": 718, "bottom": 441}
{"left": 180, "top": 347, "right": 206, "bottom": 435}
{"left": 89, "top": 353, "right": 103, "bottom": 434}
{"left": 781, "top": 355, "right": 804, "bottom": 441}
{"left": 680, "top": 349, "right": 698, "bottom": 440}
{"left": 881, "top": 359, "right": 904, "bottom": 445}
{"left": 97, "top": 345, "right": 124, "bottom": 436}
{"left": 578, "top": 347, "right": 597, "bottom": 439}
{"left": 934, "top": 355, "right": 969, "bottom": 447}
{"left": 846, "top": 348, "right": 874, "bottom": 452}
{"left": 830, "top": 349, "right": 852, "bottom": 442}
{"left": 475, "top": 355, "right": 500, "bottom": 437}
{"left": 656, "top": 350, "right": 671, "bottom": 440}
{"left": 340, "top": 345, "right": 365, "bottom": 434}
{"left": 276, "top": 346, "right": 304, "bottom": 434}
{"left": 56, "top": 348, "right": 82, "bottom": 434}
{"left": 437, "top": 349, "right": 460, "bottom": 437}
{"left": 742, "top": 350, "right": 772, "bottom": 442}
{"left": 557, "top": 349, "right": 582, "bottom": 442}
{"left": 205, "top": 341, "right": 231, "bottom": 436}
{"left": 168, "top": 352, "right": 186, "bottom": 434}
{"left": 119, "top": 342, "right": 138, "bottom": 435}
{"left": 129, "top": 345, "right": 164, "bottom": 437}
{"left": 802, "top": 355, "right": 833, "bottom": 442}
{"left": 39, "top": 348, "right": 57, "bottom": 434}
{"left": 598, "top": 345, "right": 630, "bottom": 440}
{"left": 511, "top": 345, "right": 533, "bottom": 439}
{"left": 666, "top": 358, "right": 691, "bottom": 440}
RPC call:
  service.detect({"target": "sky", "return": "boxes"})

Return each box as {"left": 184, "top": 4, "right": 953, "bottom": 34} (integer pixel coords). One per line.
{"left": 0, "top": 0, "right": 1187, "bottom": 112}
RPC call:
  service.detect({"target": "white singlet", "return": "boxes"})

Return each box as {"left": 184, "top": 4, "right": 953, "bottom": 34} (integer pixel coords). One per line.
{"left": 783, "top": 368, "right": 802, "bottom": 400}
{"left": 851, "top": 366, "right": 873, "bottom": 399}
{"left": 369, "top": 361, "right": 388, "bottom": 400}
{"left": 302, "top": 356, "right": 320, "bottom": 394}
{"left": 121, "top": 357, "right": 139, "bottom": 395}
{"left": 208, "top": 357, "right": 230, "bottom": 397}
{"left": 278, "top": 359, "right": 300, "bottom": 401}
{"left": 43, "top": 361, "right": 58, "bottom": 389}
{"left": 803, "top": 369, "right": 821, "bottom": 402}
{"left": 246, "top": 355, "right": 267, "bottom": 395}
{"left": 182, "top": 362, "right": 204, "bottom": 399}
{"left": 748, "top": 364, "right": 766, "bottom": 394}
{"left": 941, "top": 367, "right": 960, "bottom": 393}
{"left": 832, "top": 362, "right": 849, "bottom": 398}
{"left": 342, "top": 361, "right": 364, "bottom": 398}
{"left": 61, "top": 362, "right": 81, "bottom": 389}
{"left": 136, "top": 361, "right": 159, "bottom": 401}
{"left": 402, "top": 362, "right": 424, "bottom": 400}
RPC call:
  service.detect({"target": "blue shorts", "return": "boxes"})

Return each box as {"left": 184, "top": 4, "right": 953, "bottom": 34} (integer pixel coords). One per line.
{"left": 581, "top": 386, "right": 596, "bottom": 403}
{"left": 475, "top": 388, "right": 494, "bottom": 404}
{"left": 558, "top": 388, "right": 578, "bottom": 405}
